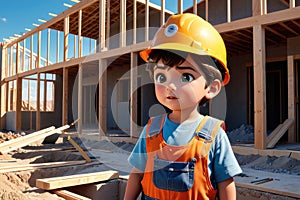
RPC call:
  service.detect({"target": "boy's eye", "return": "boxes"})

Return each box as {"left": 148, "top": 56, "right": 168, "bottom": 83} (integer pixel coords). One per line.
{"left": 181, "top": 73, "right": 194, "bottom": 82}
{"left": 155, "top": 73, "right": 167, "bottom": 83}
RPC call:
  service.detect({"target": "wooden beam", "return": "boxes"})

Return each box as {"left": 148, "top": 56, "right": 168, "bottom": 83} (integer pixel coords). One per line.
{"left": 99, "top": 0, "right": 106, "bottom": 51}
{"left": 62, "top": 67, "right": 69, "bottom": 125}
{"left": 67, "top": 136, "right": 92, "bottom": 163}
{"left": 64, "top": 16, "right": 70, "bottom": 61}
{"left": 98, "top": 59, "right": 107, "bottom": 136}
{"left": 0, "top": 126, "right": 55, "bottom": 153}
{"left": 160, "top": 0, "right": 165, "bottom": 25}
{"left": 36, "top": 170, "right": 119, "bottom": 190}
{"left": 253, "top": 25, "right": 267, "bottom": 149}
{"left": 267, "top": 119, "right": 294, "bottom": 148}
{"left": 52, "top": 189, "right": 92, "bottom": 200}
{"left": 130, "top": 52, "right": 138, "bottom": 138}
{"left": 36, "top": 73, "right": 41, "bottom": 130}
{"left": 78, "top": 65, "right": 83, "bottom": 134}
{"left": 287, "top": 55, "right": 296, "bottom": 142}
{"left": 120, "top": 0, "right": 126, "bottom": 48}
{"left": 0, "top": 160, "right": 90, "bottom": 173}
{"left": 15, "top": 78, "right": 22, "bottom": 131}
{"left": 216, "top": 6, "right": 300, "bottom": 33}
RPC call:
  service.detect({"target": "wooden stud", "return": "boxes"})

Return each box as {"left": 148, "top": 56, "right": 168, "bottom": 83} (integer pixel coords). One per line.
{"left": 37, "top": 31, "right": 41, "bottom": 68}
{"left": 193, "top": 0, "right": 197, "bottom": 15}
{"left": 106, "top": 0, "right": 110, "bottom": 49}
{"left": 98, "top": 59, "right": 107, "bottom": 136}
{"left": 227, "top": 0, "right": 231, "bottom": 22}
{"left": 267, "top": 119, "right": 294, "bottom": 148}
{"left": 67, "top": 136, "right": 92, "bottom": 163}
{"left": 78, "top": 10, "right": 82, "bottom": 57}
{"left": 133, "top": 0, "right": 137, "bottom": 44}
{"left": 120, "top": 0, "right": 126, "bottom": 48}
{"left": 145, "top": 0, "right": 149, "bottom": 41}
{"left": 205, "top": 0, "right": 208, "bottom": 21}
{"left": 287, "top": 55, "right": 296, "bottom": 142}
{"left": 290, "top": 0, "right": 295, "bottom": 8}
{"left": 178, "top": 0, "right": 183, "bottom": 14}
{"left": 47, "top": 29, "right": 50, "bottom": 66}
{"left": 130, "top": 52, "right": 138, "bottom": 138}
{"left": 253, "top": 24, "right": 267, "bottom": 149}
{"left": 30, "top": 35, "right": 33, "bottom": 70}
{"left": 36, "top": 73, "right": 41, "bottom": 130}
{"left": 22, "top": 40, "right": 26, "bottom": 72}
{"left": 44, "top": 78, "right": 47, "bottom": 111}
{"left": 15, "top": 78, "right": 22, "bottom": 131}
{"left": 78, "top": 65, "right": 83, "bottom": 134}
{"left": 160, "top": 0, "right": 165, "bottom": 25}
{"left": 16, "top": 43, "right": 19, "bottom": 74}
{"left": 57, "top": 31, "right": 60, "bottom": 63}
{"left": 64, "top": 16, "right": 69, "bottom": 61}
{"left": 99, "top": 0, "right": 106, "bottom": 51}
{"left": 62, "top": 67, "right": 69, "bottom": 125}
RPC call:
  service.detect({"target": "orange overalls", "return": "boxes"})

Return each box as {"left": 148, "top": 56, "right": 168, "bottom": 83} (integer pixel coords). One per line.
{"left": 141, "top": 114, "right": 224, "bottom": 200}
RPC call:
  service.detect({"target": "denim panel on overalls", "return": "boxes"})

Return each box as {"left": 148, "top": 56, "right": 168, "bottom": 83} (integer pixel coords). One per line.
{"left": 152, "top": 157, "right": 196, "bottom": 192}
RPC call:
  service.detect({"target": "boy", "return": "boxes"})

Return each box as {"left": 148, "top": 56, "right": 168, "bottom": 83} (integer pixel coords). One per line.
{"left": 125, "top": 13, "right": 242, "bottom": 200}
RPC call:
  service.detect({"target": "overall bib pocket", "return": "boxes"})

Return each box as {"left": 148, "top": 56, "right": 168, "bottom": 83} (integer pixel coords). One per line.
{"left": 152, "top": 157, "right": 196, "bottom": 192}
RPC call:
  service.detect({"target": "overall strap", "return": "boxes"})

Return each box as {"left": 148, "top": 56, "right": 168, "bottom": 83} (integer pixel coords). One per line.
{"left": 146, "top": 114, "right": 166, "bottom": 137}
{"left": 194, "top": 116, "right": 224, "bottom": 156}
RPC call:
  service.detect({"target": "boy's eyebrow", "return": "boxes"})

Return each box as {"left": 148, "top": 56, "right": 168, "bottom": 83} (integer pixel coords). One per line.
{"left": 175, "top": 66, "right": 196, "bottom": 72}
{"left": 154, "top": 65, "right": 168, "bottom": 70}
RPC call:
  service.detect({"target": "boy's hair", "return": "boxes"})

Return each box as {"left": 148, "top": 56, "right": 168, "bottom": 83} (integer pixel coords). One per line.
{"left": 147, "top": 49, "right": 223, "bottom": 106}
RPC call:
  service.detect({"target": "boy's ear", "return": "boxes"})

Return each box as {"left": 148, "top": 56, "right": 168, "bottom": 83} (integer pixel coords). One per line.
{"left": 205, "top": 79, "right": 222, "bottom": 99}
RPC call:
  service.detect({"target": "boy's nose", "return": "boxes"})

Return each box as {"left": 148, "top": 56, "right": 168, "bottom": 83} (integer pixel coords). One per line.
{"left": 167, "top": 83, "right": 177, "bottom": 91}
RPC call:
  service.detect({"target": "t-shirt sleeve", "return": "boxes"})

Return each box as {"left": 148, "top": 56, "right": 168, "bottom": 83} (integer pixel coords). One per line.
{"left": 210, "top": 127, "right": 242, "bottom": 183}
{"left": 128, "top": 125, "right": 148, "bottom": 172}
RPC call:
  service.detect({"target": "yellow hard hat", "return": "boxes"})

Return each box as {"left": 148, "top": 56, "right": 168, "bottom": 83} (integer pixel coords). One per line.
{"left": 140, "top": 13, "right": 230, "bottom": 85}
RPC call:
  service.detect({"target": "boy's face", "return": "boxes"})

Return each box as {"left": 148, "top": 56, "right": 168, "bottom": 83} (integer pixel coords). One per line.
{"left": 153, "top": 54, "right": 212, "bottom": 112}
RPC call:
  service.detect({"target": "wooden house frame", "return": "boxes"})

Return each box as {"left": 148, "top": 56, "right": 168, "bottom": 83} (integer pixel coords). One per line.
{"left": 1, "top": 0, "right": 300, "bottom": 150}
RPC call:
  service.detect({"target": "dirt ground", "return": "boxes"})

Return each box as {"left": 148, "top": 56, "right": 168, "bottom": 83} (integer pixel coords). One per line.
{"left": 0, "top": 135, "right": 299, "bottom": 200}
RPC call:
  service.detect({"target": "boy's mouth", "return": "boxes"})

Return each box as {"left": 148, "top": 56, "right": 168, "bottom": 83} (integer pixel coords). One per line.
{"left": 167, "top": 96, "right": 178, "bottom": 100}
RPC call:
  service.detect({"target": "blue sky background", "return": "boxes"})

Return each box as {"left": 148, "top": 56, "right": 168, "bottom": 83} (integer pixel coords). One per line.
{"left": 0, "top": 0, "right": 199, "bottom": 43}
{"left": 0, "top": 0, "right": 71, "bottom": 43}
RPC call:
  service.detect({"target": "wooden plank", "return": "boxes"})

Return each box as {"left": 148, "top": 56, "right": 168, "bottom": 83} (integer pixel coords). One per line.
{"left": 67, "top": 136, "right": 92, "bottom": 163}
{"left": 99, "top": 0, "right": 106, "bottom": 51}
{"left": 160, "top": 0, "right": 165, "bottom": 25}
{"left": 36, "top": 170, "right": 119, "bottom": 190}
{"left": 0, "top": 160, "right": 92, "bottom": 173}
{"left": 52, "top": 189, "right": 91, "bottom": 200}
{"left": 62, "top": 67, "right": 69, "bottom": 125}
{"left": 64, "top": 16, "right": 69, "bottom": 61}
{"left": 0, "top": 125, "right": 69, "bottom": 153}
{"left": 78, "top": 65, "right": 83, "bottom": 134}
{"left": 253, "top": 25, "right": 267, "bottom": 150}
{"left": 15, "top": 78, "right": 22, "bottom": 130}
{"left": 36, "top": 73, "right": 41, "bottom": 130}
{"left": 267, "top": 119, "right": 294, "bottom": 148}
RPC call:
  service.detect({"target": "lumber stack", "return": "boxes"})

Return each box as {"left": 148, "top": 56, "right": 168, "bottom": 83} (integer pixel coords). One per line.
{"left": 36, "top": 170, "right": 121, "bottom": 200}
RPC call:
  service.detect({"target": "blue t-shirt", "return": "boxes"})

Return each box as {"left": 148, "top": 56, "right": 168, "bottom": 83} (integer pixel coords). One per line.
{"left": 128, "top": 115, "right": 242, "bottom": 188}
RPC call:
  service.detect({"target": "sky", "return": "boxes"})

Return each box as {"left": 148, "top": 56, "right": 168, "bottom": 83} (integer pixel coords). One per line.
{"left": 0, "top": 0, "right": 72, "bottom": 43}
{"left": 0, "top": 0, "right": 198, "bottom": 43}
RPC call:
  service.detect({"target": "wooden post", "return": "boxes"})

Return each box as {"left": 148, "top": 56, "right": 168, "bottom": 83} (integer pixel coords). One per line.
{"left": 37, "top": 31, "right": 41, "bottom": 68}
{"left": 99, "top": 59, "right": 107, "bottom": 136}
{"left": 36, "top": 73, "right": 41, "bottom": 130}
{"left": 62, "top": 67, "right": 69, "bottom": 126}
{"left": 178, "top": 0, "right": 183, "bottom": 14}
{"left": 64, "top": 16, "right": 69, "bottom": 61}
{"left": 287, "top": 55, "right": 296, "bottom": 142}
{"left": 290, "top": 0, "right": 295, "bottom": 8}
{"left": 16, "top": 42, "right": 19, "bottom": 74}
{"left": 193, "top": 0, "right": 197, "bottom": 15}
{"left": 133, "top": 0, "right": 137, "bottom": 44}
{"left": 78, "top": 10, "right": 82, "bottom": 57}
{"left": 160, "top": 0, "right": 165, "bottom": 25}
{"left": 47, "top": 29, "right": 50, "bottom": 66}
{"left": 145, "top": 0, "right": 149, "bottom": 41}
{"left": 253, "top": 24, "right": 267, "bottom": 149}
{"left": 130, "top": 52, "right": 138, "bottom": 138}
{"left": 252, "top": 0, "right": 266, "bottom": 16}
{"left": 205, "top": 0, "right": 208, "bottom": 21}
{"left": 78, "top": 64, "right": 83, "bottom": 134}
{"left": 22, "top": 40, "right": 25, "bottom": 72}
{"left": 15, "top": 78, "right": 22, "bottom": 131}
{"left": 120, "top": 0, "right": 126, "bottom": 48}
{"left": 227, "top": 0, "right": 231, "bottom": 22}
{"left": 99, "top": 0, "right": 106, "bottom": 52}
{"left": 56, "top": 31, "right": 60, "bottom": 63}
{"left": 30, "top": 35, "right": 33, "bottom": 70}
{"left": 106, "top": 0, "right": 110, "bottom": 49}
